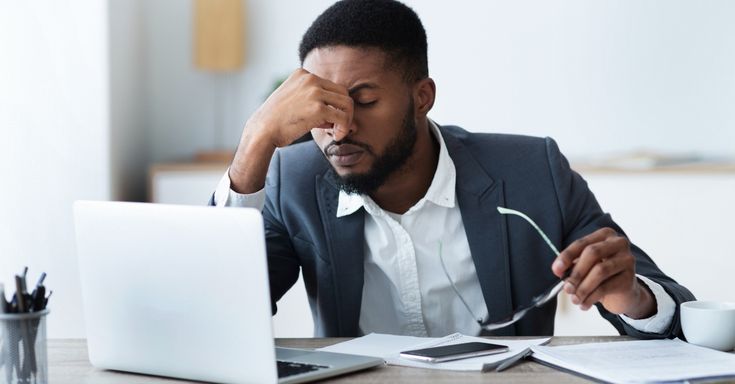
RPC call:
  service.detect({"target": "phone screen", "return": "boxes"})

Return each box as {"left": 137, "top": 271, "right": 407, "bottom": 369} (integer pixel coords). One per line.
{"left": 400, "top": 342, "right": 508, "bottom": 363}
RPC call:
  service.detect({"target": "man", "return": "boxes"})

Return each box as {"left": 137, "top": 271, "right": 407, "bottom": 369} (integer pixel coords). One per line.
{"left": 211, "top": 0, "right": 694, "bottom": 338}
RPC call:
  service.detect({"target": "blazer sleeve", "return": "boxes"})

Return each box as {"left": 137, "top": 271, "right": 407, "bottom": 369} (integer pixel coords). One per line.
{"left": 261, "top": 150, "right": 301, "bottom": 315}
{"left": 544, "top": 137, "right": 695, "bottom": 339}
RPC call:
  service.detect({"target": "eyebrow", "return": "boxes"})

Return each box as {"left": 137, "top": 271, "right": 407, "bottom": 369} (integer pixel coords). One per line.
{"left": 348, "top": 83, "right": 380, "bottom": 96}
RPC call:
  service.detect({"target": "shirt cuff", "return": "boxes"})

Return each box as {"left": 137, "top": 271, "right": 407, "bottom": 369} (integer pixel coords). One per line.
{"left": 213, "top": 168, "right": 266, "bottom": 210}
{"left": 618, "top": 274, "right": 675, "bottom": 334}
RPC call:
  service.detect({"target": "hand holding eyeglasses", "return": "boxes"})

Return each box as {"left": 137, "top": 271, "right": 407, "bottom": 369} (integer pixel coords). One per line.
{"left": 552, "top": 227, "right": 657, "bottom": 319}
{"left": 440, "top": 207, "right": 657, "bottom": 331}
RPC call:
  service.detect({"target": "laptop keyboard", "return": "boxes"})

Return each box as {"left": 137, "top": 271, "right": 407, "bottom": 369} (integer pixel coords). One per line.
{"left": 277, "top": 360, "right": 330, "bottom": 378}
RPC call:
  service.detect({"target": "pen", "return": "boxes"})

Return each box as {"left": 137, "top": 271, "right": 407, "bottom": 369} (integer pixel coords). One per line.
{"left": 13, "top": 275, "right": 27, "bottom": 314}
{"left": 15, "top": 274, "right": 37, "bottom": 382}
{"left": 20, "top": 271, "right": 34, "bottom": 313}
{"left": 34, "top": 272, "right": 46, "bottom": 289}
{"left": 14, "top": 275, "right": 30, "bottom": 381}
{"left": 495, "top": 347, "right": 533, "bottom": 372}
{"left": 32, "top": 286, "right": 46, "bottom": 312}
{"left": 44, "top": 291, "right": 53, "bottom": 309}
{"left": 30, "top": 272, "right": 46, "bottom": 305}
{"left": 31, "top": 272, "right": 47, "bottom": 313}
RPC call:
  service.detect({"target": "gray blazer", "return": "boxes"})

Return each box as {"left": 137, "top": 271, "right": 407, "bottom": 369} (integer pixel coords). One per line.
{"left": 211, "top": 124, "right": 694, "bottom": 338}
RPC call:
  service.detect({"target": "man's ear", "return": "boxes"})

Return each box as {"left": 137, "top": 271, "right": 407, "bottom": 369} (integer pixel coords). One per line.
{"left": 413, "top": 78, "right": 436, "bottom": 117}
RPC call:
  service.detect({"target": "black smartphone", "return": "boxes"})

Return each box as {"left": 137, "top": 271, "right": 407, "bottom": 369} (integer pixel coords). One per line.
{"left": 399, "top": 342, "right": 509, "bottom": 363}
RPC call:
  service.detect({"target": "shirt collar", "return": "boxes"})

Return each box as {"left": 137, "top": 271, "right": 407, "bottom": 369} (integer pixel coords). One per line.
{"left": 336, "top": 120, "right": 457, "bottom": 218}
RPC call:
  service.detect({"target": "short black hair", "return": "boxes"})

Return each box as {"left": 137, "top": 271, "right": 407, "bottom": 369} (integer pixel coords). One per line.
{"left": 298, "top": 0, "right": 428, "bottom": 82}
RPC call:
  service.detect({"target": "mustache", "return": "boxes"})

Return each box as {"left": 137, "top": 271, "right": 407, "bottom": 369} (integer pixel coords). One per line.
{"left": 323, "top": 139, "right": 375, "bottom": 156}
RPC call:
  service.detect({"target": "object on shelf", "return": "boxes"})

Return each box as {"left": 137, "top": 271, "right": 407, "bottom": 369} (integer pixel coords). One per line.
{"left": 194, "top": 150, "right": 234, "bottom": 164}
{"left": 573, "top": 150, "right": 735, "bottom": 173}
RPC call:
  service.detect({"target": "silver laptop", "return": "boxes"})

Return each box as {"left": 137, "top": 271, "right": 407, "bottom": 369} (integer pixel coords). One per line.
{"left": 73, "top": 201, "right": 383, "bottom": 384}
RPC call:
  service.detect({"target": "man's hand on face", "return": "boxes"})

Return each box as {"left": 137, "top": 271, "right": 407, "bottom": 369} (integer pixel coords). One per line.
{"left": 551, "top": 228, "right": 657, "bottom": 319}
{"left": 248, "top": 68, "right": 354, "bottom": 148}
{"left": 228, "top": 69, "right": 354, "bottom": 193}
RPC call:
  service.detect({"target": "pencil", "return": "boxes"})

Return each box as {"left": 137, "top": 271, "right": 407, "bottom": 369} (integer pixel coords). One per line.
{"left": 15, "top": 275, "right": 34, "bottom": 383}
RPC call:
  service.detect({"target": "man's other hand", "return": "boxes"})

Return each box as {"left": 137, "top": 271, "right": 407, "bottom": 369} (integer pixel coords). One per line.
{"left": 551, "top": 228, "right": 656, "bottom": 319}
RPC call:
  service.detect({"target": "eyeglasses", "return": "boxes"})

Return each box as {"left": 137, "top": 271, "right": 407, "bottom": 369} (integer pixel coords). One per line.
{"left": 438, "top": 206, "right": 569, "bottom": 331}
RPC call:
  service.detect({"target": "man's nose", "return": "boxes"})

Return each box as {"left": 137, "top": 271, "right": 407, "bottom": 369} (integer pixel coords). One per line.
{"left": 332, "top": 119, "right": 357, "bottom": 142}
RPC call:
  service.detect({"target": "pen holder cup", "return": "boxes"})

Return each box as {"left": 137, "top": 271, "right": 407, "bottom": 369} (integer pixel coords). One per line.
{"left": 0, "top": 309, "right": 49, "bottom": 384}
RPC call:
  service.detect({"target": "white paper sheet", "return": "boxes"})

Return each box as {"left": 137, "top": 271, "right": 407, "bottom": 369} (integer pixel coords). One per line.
{"left": 317, "top": 332, "right": 551, "bottom": 371}
{"left": 530, "top": 338, "right": 735, "bottom": 383}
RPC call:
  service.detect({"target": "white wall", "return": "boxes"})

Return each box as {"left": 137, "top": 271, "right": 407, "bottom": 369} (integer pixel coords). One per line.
{"left": 142, "top": 0, "right": 735, "bottom": 165}
{"left": 416, "top": 0, "right": 735, "bottom": 157}
{"left": 0, "top": 1, "right": 111, "bottom": 337}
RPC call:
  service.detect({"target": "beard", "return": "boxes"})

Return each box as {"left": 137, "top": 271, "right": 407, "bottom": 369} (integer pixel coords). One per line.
{"left": 325, "top": 101, "right": 417, "bottom": 195}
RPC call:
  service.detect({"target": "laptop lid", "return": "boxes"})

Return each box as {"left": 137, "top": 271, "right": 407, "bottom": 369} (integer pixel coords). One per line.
{"left": 74, "top": 201, "right": 278, "bottom": 383}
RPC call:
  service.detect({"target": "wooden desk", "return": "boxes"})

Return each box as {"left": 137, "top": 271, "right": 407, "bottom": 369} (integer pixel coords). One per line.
{"left": 48, "top": 336, "right": 636, "bottom": 383}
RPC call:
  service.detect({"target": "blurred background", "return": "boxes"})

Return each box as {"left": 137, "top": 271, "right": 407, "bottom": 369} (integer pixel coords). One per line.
{"left": 1, "top": 0, "right": 734, "bottom": 339}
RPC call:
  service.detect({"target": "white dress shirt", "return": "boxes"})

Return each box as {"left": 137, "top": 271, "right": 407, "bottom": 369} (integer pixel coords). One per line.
{"left": 214, "top": 123, "right": 675, "bottom": 336}
{"left": 335, "top": 123, "right": 487, "bottom": 336}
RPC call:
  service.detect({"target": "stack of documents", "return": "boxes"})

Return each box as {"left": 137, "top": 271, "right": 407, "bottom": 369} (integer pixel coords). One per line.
{"left": 317, "top": 333, "right": 550, "bottom": 371}
{"left": 530, "top": 339, "right": 735, "bottom": 383}
{"left": 320, "top": 334, "right": 735, "bottom": 382}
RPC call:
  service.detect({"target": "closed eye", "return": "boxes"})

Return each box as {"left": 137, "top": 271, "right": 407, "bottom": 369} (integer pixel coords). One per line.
{"left": 356, "top": 100, "right": 377, "bottom": 108}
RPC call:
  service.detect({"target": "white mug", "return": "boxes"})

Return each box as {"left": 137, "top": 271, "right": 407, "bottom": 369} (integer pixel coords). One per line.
{"left": 680, "top": 300, "right": 735, "bottom": 352}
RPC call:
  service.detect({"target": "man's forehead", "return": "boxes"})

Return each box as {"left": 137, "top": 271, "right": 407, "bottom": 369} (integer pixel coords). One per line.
{"left": 302, "top": 46, "right": 393, "bottom": 88}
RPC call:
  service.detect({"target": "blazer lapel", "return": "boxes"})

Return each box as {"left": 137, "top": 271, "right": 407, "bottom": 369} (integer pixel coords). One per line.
{"left": 443, "top": 129, "right": 516, "bottom": 336}
{"left": 315, "top": 171, "right": 365, "bottom": 336}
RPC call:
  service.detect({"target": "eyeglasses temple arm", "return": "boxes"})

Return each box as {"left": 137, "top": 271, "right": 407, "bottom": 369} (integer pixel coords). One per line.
{"left": 438, "top": 241, "right": 484, "bottom": 324}
{"left": 499, "top": 205, "right": 572, "bottom": 276}
{"left": 497, "top": 207, "right": 560, "bottom": 256}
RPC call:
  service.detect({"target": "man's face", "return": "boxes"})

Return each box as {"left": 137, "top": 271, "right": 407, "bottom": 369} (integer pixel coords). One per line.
{"left": 303, "top": 46, "right": 418, "bottom": 195}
